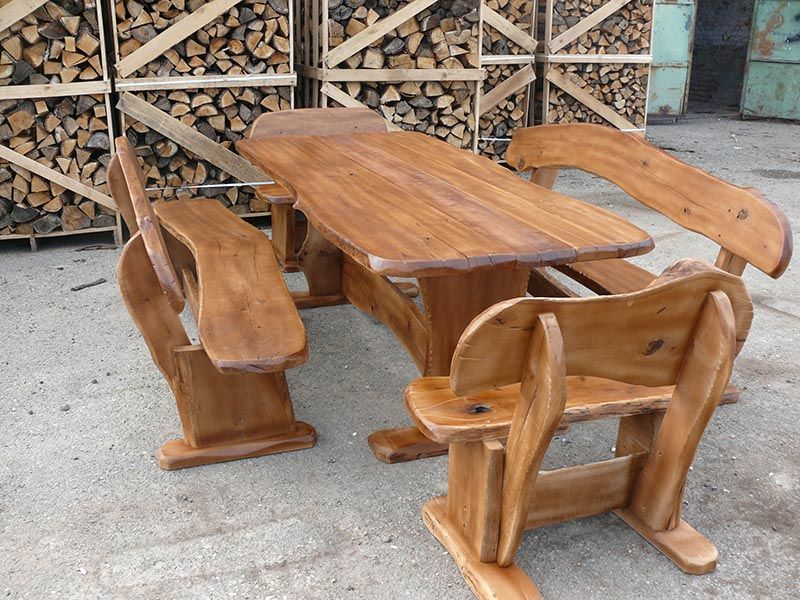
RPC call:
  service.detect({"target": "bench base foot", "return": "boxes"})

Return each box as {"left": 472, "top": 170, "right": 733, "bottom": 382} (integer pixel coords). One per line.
{"left": 614, "top": 508, "right": 718, "bottom": 575}
{"left": 719, "top": 383, "right": 740, "bottom": 405}
{"left": 368, "top": 426, "right": 448, "bottom": 463}
{"left": 423, "top": 496, "right": 542, "bottom": 600}
{"left": 156, "top": 421, "right": 317, "bottom": 470}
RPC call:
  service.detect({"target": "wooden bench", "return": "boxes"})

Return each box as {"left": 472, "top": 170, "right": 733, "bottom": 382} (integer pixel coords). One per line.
{"left": 109, "top": 137, "right": 316, "bottom": 470}
{"left": 507, "top": 123, "right": 792, "bottom": 297}
{"left": 405, "top": 259, "right": 752, "bottom": 598}
{"left": 247, "top": 107, "right": 389, "bottom": 274}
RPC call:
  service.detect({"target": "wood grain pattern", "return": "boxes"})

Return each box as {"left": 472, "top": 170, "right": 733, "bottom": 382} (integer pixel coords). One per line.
{"left": 237, "top": 131, "right": 654, "bottom": 277}
{"left": 508, "top": 124, "right": 793, "bottom": 278}
{"left": 154, "top": 198, "right": 307, "bottom": 373}
{"left": 555, "top": 258, "right": 657, "bottom": 295}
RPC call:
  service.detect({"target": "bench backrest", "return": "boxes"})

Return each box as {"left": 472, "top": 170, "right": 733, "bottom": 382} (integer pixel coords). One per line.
{"left": 506, "top": 124, "right": 792, "bottom": 279}
{"left": 110, "top": 136, "right": 184, "bottom": 313}
{"left": 248, "top": 107, "right": 389, "bottom": 139}
{"left": 449, "top": 259, "right": 750, "bottom": 564}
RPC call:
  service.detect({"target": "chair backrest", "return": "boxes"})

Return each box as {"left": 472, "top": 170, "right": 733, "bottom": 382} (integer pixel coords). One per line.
{"left": 451, "top": 259, "right": 752, "bottom": 395}
{"left": 110, "top": 136, "right": 184, "bottom": 313}
{"left": 450, "top": 259, "right": 750, "bottom": 564}
{"left": 247, "top": 107, "right": 389, "bottom": 139}
{"left": 506, "top": 124, "right": 792, "bottom": 279}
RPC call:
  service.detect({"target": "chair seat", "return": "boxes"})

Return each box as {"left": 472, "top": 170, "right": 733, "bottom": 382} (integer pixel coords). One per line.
{"left": 155, "top": 199, "right": 307, "bottom": 373}
{"left": 556, "top": 258, "right": 656, "bottom": 295}
{"left": 407, "top": 375, "right": 700, "bottom": 444}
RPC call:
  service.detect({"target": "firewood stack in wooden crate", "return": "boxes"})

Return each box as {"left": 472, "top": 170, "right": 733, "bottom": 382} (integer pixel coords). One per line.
{"left": 296, "top": 0, "right": 483, "bottom": 150}
{"left": 477, "top": 0, "right": 537, "bottom": 161}
{"left": 112, "top": 0, "right": 296, "bottom": 216}
{"left": 539, "top": 0, "right": 653, "bottom": 133}
{"left": 0, "top": 0, "right": 120, "bottom": 249}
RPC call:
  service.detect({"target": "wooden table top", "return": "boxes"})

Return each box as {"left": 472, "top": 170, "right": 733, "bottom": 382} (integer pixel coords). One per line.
{"left": 237, "top": 131, "right": 653, "bottom": 277}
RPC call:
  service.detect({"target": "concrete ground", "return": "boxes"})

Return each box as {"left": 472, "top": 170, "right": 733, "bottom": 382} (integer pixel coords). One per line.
{"left": 0, "top": 117, "right": 797, "bottom": 599}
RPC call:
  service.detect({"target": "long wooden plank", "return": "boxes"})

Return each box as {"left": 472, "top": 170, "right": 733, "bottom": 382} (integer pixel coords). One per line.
{"left": 324, "top": 0, "right": 438, "bottom": 67}
{"left": 546, "top": 69, "right": 639, "bottom": 131}
{"left": 482, "top": 6, "right": 538, "bottom": 53}
{"left": 480, "top": 64, "right": 535, "bottom": 116}
{"left": 319, "top": 83, "right": 402, "bottom": 130}
{"left": 526, "top": 453, "right": 647, "bottom": 529}
{"left": 117, "top": 92, "right": 265, "bottom": 183}
{"left": 0, "top": 0, "right": 47, "bottom": 34}
{"left": 116, "top": 0, "right": 241, "bottom": 78}
{"left": 548, "top": 0, "right": 633, "bottom": 54}
{"left": 115, "top": 74, "right": 296, "bottom": 92}
{"left": 0, "top": 144, "right": 116, "bottom": 210}
{"left": 0, "top": 81, "right": 110, "bottom": 100}
{"left": 323, "top": 68, "right": 484, "bottom": 82}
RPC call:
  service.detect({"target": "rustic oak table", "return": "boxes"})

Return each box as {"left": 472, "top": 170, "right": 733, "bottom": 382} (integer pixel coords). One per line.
{"left": 237, "top": 130, "right": 653, "bottom": 462}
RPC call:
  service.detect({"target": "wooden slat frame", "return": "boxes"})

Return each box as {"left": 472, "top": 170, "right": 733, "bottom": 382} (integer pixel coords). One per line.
{"left": 116, "top": 91, "right": 267, "bottom": 185}
{"left": 319, "top": 83, "right": 402, "bottom": 131}
{"left": 482, "top": 6, "right": 538, "bottom": 54}
{"left": 115, "top": 74, "right": 296, "bottom": 92}
{"left": 544, "top": 65, "right": 643, "bottom": 132}
{"left": 324, "top": 0, "right": 439, "bottom": 68}
{"left": 115, "top": 0, "right": 241, "bottom": 78}
{"left": 479, "top": 64, "right": 536, "bottom": 116}
{"left": 547, "top": 0, "right": 634, "bottom": 54}
{"left": 0, "top": 0, "right": 48, "bottom": 35}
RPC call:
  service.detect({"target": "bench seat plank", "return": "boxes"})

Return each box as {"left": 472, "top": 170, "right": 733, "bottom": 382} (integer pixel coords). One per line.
{"left": 155, "top": 199, "right": 307, "bottom": 373}
{"left": 555, "top": 258, "right": 657, "bottom": 295}
{"left": 406, "top": 375, "right": 737, "bottom": 444}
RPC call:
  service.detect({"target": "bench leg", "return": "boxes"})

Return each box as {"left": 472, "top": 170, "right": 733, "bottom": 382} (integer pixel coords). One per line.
{"left": 157, "top": 345, "right": 317, "bottom": 470}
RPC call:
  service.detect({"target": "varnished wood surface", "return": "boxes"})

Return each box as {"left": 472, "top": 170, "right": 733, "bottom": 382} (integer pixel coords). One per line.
{"left": 237, "top": 131, "right": 654, "bottom": 277}
{"left": 555, "top": 258, "right": 657, "bottom": 295}
{"left": 155, "top": 199, "right": 307, "bottom": 373}
{"left": 507, "top": 123, "right": 793, "bottom": 278}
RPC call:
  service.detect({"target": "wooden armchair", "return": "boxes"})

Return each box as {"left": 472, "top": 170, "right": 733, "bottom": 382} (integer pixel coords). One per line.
{"left": 109, "top": 137, "right": 316, "bottom": 470}
{"left": 405, "top": 260, "right": 752, "bottom": 598}
{"left": 246, "top": 107, "right": 388, "bottom": 273}
{"left": 506, "top": 124, "right": 792, "bottom": 297}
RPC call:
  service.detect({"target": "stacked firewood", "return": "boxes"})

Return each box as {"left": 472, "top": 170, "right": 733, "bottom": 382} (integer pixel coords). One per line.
{"left": 327, "top": 0, "right": 481, "bottom": 70}
{"left": 0, "top": 0, "right": 105, "bottom": 85}
{"left": 123, "top": 86, "right": 291, "bottom": 211}
{"left": 478, "top": 65, "right": 529, "bottom": 160}
{"left": 546, "top": 62, "right": 648, "bottom": 127}
{"left": 329, "top": 80, "right": 475, "bottom": 148}
{"left": 115, "top": 0, "right": 292, "bottom": 78}
{"left": 0, "top": 95, "right": 115, "bottom": 235}
{"left": 550, "top": 0, "right": 652, "bottom": 55}
{"left": 481, "top": 0, "right": 535, "bottom": 55}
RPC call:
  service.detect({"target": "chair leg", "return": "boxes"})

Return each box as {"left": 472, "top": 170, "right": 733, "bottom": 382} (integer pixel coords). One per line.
{"left": 270, "top": 204, "right": 301, "bottom": 272}
{"left": 156, "top": 345, "right": 317, "bottom": 470}
{"left": 422, "top": 440, "right": 542, "bottom": 599}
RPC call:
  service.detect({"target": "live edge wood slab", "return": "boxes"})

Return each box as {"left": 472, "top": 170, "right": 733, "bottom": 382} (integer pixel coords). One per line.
{"left": 237, "top": 130, "right": 653, "bottom": 463}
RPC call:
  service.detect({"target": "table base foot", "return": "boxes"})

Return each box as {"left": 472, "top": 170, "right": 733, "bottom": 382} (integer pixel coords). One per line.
{"left": 156, "top": 422, "right": 317, "bottom": 470}
{"left": 368, "top": 426, "right": 448, "bottom": 463}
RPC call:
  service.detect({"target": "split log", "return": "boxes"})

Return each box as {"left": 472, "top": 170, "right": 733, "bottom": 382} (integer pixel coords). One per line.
{"left": 114, "top": 0, "right": 292, "bottom": 79}
{"left": 481, "top": 0, "right": 536, "bottom": 56}
{"left": 122, "top": 85, "right": 291, "bottom": 213}
{"left": 0, "top": 94, "right": 114, "bottom": 236}
{"left": 0, "top": 0, "right": 105, "bottom": 86}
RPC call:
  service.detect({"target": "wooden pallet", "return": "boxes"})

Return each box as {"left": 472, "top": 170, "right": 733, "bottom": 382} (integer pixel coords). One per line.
{"left": 535, "top": 0, "right": 653, "bottom": 132}
{"left": 296, "top": 0, "right": 484, "bottom": 150}
{"left": 477, "top": 1, "right": 538, "bottom": 161}
{"left": 0, "top": 85, "right": 121, "bottom": 241}
{"left": 0, "top": 224, "right": 119, "bottom": 251}
{"left": 110, "top": 0, "right": 294, "bottom": 83}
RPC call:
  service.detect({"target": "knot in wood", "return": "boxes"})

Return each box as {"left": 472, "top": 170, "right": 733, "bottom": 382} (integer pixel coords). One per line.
{"left": 466, "top": 404, "right": 492, "bottom": 415}
{"left": 736, "top": 208, "right": 748, "bottom": 220}
{"left": 644, "top": 339, "right": 664, "bottom": 356}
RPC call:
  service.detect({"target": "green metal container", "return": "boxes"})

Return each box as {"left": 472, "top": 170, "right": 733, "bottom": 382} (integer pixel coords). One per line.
{"left": 648, "top": 0, "right": 697, "bottom": 117}
{"left": 741, "top": 0, "right": 800, "bottom": 120}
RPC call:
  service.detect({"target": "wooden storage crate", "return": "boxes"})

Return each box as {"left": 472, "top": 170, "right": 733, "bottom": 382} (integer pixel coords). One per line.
{"left": 0, "top": 89, "right": 121, "bottom": 247}
{"left": 111, "top": 0, "right": 294, "bottom": 83}
{"left": 536, "top": 0, "right": 653, "bottom": 132}
{"left": 116, "top": 82, "right": 292, "bottom": 214}
{"left": 0, "top": 0, "right": 109, "bottom": 88}
{"left": 477, "top": 0, "right": 537, "bottom": 161}
{"left": 296, "top": 0, "right": 483, "bottom": 149}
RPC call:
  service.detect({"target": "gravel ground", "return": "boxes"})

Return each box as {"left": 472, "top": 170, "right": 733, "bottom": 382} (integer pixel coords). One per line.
{"left": 0, "top": 116, "right": 797, "bottom": 599}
